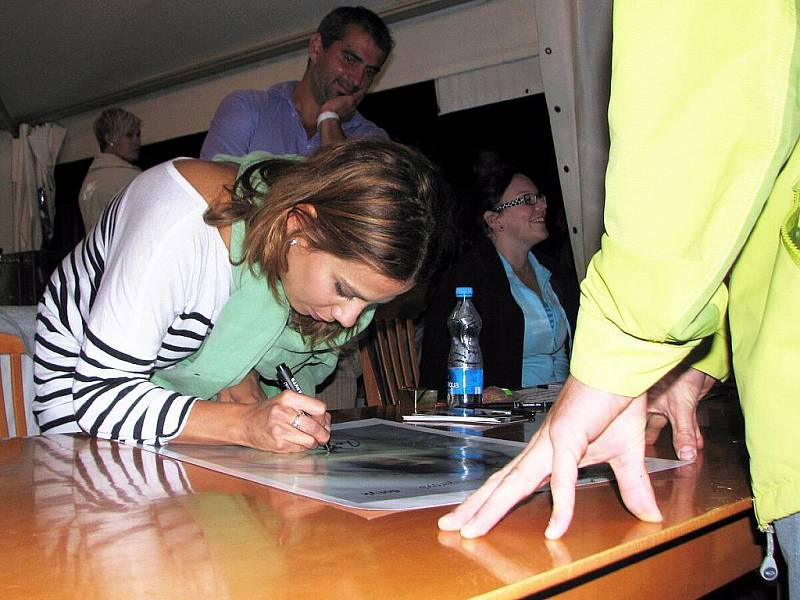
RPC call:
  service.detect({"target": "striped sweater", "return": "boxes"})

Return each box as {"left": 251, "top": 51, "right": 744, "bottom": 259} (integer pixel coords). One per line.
{"left": 34, "top": 160, "right": 232, "bottom": 445}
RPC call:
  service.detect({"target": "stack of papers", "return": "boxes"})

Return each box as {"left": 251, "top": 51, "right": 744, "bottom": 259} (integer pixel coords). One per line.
{"left": 403, "top": 385, "right": 564, "bottom": 425}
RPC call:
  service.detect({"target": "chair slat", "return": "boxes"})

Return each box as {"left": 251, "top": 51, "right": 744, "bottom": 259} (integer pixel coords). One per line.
{"left": 374, "top": 323, "right": 398, "bottom": 405}
{"left": 360, "top": 318, "right": 421, "bottom": 407}
{"left": 0, "top": 333, "right": 27, "bottom": 438}
{"left": 358, "top": 342, "right": 384, "bottom": 407}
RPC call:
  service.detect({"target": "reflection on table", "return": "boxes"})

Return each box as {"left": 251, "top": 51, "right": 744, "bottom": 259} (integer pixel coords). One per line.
{"left": 0, "top": 397, "right": 761, "bottom": 599}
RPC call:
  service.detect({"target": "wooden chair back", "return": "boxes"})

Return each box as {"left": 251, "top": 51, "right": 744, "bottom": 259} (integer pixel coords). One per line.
{"left": 359, "top": 318, "right": 421, "bottom": 406}
{"left": 0, "top": 333, "right": 27, "bottom": 437}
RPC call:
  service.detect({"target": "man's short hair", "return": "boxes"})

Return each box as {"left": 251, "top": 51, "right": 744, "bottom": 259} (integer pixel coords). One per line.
{"left": 318, "top": 6, "right": 394, "bottom": 60}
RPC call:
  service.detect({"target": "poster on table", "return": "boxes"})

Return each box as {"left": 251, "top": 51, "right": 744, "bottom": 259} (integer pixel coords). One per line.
{"left": 140, "top": 418, "right": 686, "bottom": 511}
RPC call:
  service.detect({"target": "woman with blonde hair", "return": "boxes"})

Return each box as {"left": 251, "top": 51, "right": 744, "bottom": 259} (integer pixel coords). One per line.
{"left": 36, "top": 140, "right": 448, "bottom": 452}
{"left": 78, "top": 107, "right": 143, "bottom": 231}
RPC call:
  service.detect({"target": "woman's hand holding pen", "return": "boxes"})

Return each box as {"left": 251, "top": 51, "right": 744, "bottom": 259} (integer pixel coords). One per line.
{"left": 241, "top": 392, "right": 331, "bottom": 453}
{"left": 175, "top": 389, "right": 330, "bottom": 453}
{"left": 215, "top": 368, "right": 332, "bottom": 452}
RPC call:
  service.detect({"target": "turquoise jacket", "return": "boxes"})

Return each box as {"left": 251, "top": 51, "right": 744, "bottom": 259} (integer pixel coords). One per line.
{"left": 572, "top": 1, "right": 800, "bottom": 527}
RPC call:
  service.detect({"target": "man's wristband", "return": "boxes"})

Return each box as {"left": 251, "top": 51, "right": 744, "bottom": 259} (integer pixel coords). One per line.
{"left": 316, "top": 111, "right": 340, "bottom": 127}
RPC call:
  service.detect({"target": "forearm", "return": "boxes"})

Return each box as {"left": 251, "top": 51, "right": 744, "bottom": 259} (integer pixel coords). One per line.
{"left": 172, "top": 400, "right": 249, "bottom": 446}
{"left": 173, "top": 391, "right": 331, "bottom": 452}
{"left": 72, "top": 335, "right": 201, "bottom": 446}
{"left": 318, "top": 116, "right": 348, "bottom": 146}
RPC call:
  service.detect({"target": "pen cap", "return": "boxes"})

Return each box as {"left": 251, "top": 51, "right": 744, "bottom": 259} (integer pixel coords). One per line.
{"left": 276, "top": 362, "right": 304, "bottom": 393}
{"left": 276, "top": 362, "right": 291, "bottom": 382}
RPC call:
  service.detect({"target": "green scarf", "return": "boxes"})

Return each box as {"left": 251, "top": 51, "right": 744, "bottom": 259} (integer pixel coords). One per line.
{"left": 151, "top": 152, "right": 375, "bottom": 399}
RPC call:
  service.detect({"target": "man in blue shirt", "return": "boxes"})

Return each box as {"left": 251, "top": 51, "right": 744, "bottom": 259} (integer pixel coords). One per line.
{"left": 200, "top": 6, "right": 392, "bottom": 160}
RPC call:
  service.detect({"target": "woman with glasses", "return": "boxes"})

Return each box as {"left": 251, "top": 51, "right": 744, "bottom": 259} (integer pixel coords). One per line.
{"left": 420, "top": 166, "right": 576, "bottom": 399}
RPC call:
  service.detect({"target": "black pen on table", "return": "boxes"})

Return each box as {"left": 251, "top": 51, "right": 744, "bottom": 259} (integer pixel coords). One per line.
{"left": 276, "top": 363, "right": 333, "bottom": 452}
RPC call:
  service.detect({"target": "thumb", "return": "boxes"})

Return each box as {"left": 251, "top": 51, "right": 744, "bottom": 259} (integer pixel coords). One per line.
{"left": 672, "top": 408, "right": 700, "bottom": 461}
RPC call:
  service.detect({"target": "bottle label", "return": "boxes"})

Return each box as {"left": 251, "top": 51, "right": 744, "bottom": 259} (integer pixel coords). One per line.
{"left": 447, "top": 368, "right": 483, "bottom": 395}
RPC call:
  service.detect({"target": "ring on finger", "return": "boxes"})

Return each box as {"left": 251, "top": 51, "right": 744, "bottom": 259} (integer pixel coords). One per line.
{"left": 290, "top": 412, "right": 303, "bottom": 430}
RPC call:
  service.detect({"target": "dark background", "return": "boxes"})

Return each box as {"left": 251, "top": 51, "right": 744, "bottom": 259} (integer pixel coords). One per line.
{"left": 53, "top": 81, "right": 569, "bottom": 266}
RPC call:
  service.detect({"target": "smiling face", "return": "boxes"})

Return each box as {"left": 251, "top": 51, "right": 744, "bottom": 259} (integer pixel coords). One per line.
{"left": 282, "top": 240, "right": 412, "bottom": 328}
{"left": 308, "top": 24, "right": 385, "bottom": 106}
{"left": 485, "top": 174, "right": 549, "bottom": 247}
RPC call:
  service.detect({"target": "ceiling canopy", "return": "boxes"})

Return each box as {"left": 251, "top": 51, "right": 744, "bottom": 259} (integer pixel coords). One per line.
{"left": 0, "top": 0, "right": 468, "bottom": 134}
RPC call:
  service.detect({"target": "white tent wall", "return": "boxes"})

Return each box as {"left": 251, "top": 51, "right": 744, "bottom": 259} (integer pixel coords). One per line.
{"left": 58, "top": 0, "right": 539, "bottom": 163}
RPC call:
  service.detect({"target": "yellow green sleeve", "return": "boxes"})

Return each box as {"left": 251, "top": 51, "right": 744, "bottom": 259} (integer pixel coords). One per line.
{"left": 571, "top": 1, "right": 797, "bottom": 396}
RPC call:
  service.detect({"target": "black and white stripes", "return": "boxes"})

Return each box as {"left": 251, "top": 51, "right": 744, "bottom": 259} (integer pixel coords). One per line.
{"left": 34, "top": 160, "right": 232, "bottom": 445}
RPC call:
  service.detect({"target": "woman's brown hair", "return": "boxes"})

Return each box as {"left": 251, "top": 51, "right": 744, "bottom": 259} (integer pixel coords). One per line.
{"left": 205, "top": 140, "right": 450, "bottom": 344}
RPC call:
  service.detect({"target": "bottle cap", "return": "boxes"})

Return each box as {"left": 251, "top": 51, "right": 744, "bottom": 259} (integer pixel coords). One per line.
{"left": 455, "top": 286, "right": 473, "bottom": 298}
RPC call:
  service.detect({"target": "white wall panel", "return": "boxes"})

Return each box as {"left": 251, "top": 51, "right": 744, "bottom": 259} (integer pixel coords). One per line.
{"left": 435, "top": 56, "right": 543, "bottom": 115}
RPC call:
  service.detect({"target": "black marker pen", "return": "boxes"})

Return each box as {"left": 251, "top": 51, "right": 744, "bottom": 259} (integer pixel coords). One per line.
{"left": 276, "top": 363, "right": 333, "bottom": 452}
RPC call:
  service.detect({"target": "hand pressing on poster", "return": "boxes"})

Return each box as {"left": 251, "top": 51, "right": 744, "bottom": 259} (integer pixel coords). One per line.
{"left": 438, "top": 375, "right": 662, "bottom": 539}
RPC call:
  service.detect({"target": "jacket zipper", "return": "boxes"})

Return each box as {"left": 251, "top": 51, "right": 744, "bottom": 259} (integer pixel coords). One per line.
{"left": 759, "top": 524, "right": 779, "bottom": 582}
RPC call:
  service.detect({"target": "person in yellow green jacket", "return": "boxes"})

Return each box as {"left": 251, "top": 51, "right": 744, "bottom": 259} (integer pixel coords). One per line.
{"left": 439, "top": 0, "right": 800, "bottom": 592}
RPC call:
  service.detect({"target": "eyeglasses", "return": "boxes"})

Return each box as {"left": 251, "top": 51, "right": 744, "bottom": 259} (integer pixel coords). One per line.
{"left": 491, "top": 192, "right": 546, "bottom": 213}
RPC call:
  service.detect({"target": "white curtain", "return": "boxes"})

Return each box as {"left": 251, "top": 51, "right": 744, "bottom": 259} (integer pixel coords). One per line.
{"left": 534, "top": 0, "right": 613, "bottom": 280}
{"left": 10, "top": 127, "right": 36, "bottom": 252}
{"left": 0, "top": 130, "right": 13, "bottom": 253}
{"left": 28, "top": 124, "right": 66, "bottom": 240}
{"left": 11, "top": 123, "right": 66, "bottom": 251}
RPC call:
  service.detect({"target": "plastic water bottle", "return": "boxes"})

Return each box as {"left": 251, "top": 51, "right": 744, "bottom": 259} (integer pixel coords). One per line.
{"left": 447, "top": 287, "right": 483, "bottom": 407}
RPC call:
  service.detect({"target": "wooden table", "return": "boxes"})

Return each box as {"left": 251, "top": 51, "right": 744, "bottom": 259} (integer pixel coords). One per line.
{"left": 0, "top": 398, "right": 761, "bottom": 599}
